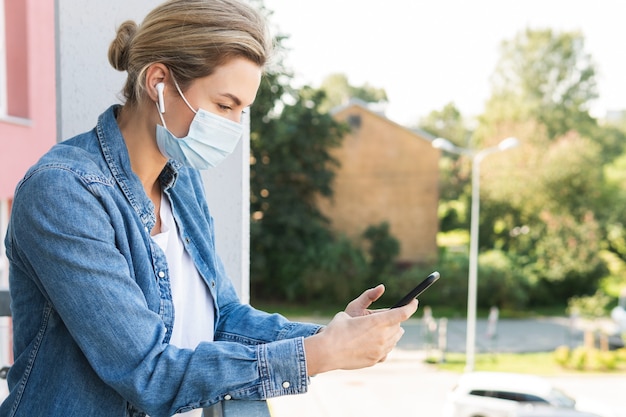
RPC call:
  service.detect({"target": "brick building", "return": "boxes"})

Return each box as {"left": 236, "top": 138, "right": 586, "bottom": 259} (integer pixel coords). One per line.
{"left": 318, "top": 99, "right": 440, "bottom": 264}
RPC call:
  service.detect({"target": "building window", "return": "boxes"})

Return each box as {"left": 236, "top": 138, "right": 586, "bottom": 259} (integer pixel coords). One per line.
{"left": 1, "top": 0, "right": 28, "bottom": 119}
{"left": 347, "top": 114, "right": 362, "bottom": 130}
{"left": 0, "top": 0, "right": 7, "bottom": 117}
{"left": 0, "top": 198, "right": 9, "bottom": 288}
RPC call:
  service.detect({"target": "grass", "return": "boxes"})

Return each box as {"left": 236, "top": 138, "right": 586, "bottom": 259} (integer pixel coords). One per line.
{"left": 437, "top": 229, "right": 469, "bottom": 248}
{"left": 251, "top": 299, "right": 570, "bottom": 321}
{"left": 429, "top": 351, "right": 626, "bottom": 375}
{"left": 251, "top": 300, "right": 342, "bottom": 321}
{"left": 432, "top": 352, "right": 569, "bottom": 375}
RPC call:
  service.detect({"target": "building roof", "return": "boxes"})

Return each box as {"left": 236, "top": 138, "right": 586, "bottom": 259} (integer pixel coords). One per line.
{"left": 330, "top": 97, "right": 437, "bottom": 143}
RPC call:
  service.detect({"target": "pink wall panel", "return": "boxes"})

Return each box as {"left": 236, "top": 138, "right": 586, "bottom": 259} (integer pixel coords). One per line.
{"left": 5, "top": 0, "right": 28, "bottom": 118}
{"left": 0, "top": 0, "right": 56, "bottom": 199}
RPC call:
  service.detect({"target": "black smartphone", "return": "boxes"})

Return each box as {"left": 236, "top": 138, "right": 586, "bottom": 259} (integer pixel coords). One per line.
{"left": 390, "top": 271, "right": 440, "bottom": 308}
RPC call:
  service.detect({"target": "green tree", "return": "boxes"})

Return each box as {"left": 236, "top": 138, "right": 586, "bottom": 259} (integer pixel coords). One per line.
{"left": 248, "top": 6, "right": 348, "bottom": 301}
{"left": 476, "top": 130, "right": 609, "bottom": 303}
{"left": 463, "top": 28, "right": 616, "bottom": 306}
{"left": 424, "top": 28, "right": 626, "bottom": 310}
{"left": 250, "top": 79, "right": 348, "bottom": 300}
{"left": 526, "top": 211, "right": 607, "bottom": 304}
{"left": 419, "top": 102, "right": 471, "bottom": 148}
{"left": 249, "top": 5, "right": 405, "bottom": 305}
{"left": 318, "top": 73, "right": 388, "bottom": 113}
{"left": 481, "top": 28, "right": 598, "bottom": 140}
{"left": 602, "top": 153, "right": 626, "bottom": 265}
{"left": 419, "top": 103, "right": 473, "bottom": 229}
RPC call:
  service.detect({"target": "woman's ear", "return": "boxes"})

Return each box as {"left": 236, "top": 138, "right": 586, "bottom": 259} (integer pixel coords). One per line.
{"left": 144, "top": 63, "right": 169, "bottom": 106}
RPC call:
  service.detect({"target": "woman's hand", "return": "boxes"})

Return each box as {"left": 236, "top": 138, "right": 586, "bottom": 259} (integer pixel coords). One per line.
{"left": 344, "top": 284, "right": 386, "bottom": 317}
{"left": 304, "top": 285, "right": 418, "bottom": 376}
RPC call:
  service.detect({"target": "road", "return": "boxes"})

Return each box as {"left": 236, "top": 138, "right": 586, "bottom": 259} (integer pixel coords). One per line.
{"left": 269, "top": 349, "right": 626, "bottom": 417}
{"left": 269, "top": 317, "right": 626, "bottom": 417}
{"left": 398, "top": 317, "right": 586, "bottom": 352}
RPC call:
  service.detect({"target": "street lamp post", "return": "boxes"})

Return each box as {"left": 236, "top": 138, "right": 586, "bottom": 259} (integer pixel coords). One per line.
{"left": 432, "top": 136, "right": 519, "bottom": 372}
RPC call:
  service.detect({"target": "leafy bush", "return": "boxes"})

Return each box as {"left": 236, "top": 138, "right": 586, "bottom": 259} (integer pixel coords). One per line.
{"left": 526, "top": 211, "right": 608, "bottom": 305}
{"left": 553, "top": 345, "right": 570, "bottom": 367}
{"left": 299, "top": 235, "right": 369, "bottom": 303}
{"left": 379, "top": 266, "right": 440, "bottom": 308}
{"left": 570, "top": 346, "right": 589, "bottom": 370}
{"left": 383, "top": 249, "right": 527, "bottom": 311}
{"left": 476, "top": 250, "right": 530, "bottom": 310}
{"left": 566, "top": 290, "right": 612, "bottom": 319}
{"left": 598, "top": 350, "right": 618, "bottom": 370}
{"left": 379, "top": 250, "right": 469, "bottom": 310}
{"left": 362, "top": 222, "right": 400, "bottom": 288}
{"left": 554, "top": 345, "right": 623, "bottom": 371}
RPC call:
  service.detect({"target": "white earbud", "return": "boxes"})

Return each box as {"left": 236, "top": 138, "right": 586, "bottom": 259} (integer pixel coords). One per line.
{"left": 156, "top": 83, "right": 165, "bottom": 113}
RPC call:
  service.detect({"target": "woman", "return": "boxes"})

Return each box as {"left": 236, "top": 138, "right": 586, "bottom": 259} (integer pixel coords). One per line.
{"left": 1, "top": 1, "right": 417, "bottom": 416}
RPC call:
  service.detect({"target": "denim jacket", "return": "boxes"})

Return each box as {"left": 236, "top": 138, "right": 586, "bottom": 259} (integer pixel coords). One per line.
{"left": 2, "top": 105, "right": 321, "bottom": 417}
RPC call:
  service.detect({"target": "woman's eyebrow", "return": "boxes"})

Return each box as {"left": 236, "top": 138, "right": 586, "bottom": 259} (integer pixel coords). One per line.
{"left": 219, "top": 93, "right": 242, "bottom": 106}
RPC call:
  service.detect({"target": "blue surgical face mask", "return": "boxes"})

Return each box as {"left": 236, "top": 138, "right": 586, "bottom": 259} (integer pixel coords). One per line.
{"left": 155, "top": 80, "right": 244, "bottom": 170}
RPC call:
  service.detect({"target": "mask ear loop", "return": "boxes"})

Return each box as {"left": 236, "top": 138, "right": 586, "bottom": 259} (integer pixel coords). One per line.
{"left": 172, "top": 77, "right": 198, "bottom": 115}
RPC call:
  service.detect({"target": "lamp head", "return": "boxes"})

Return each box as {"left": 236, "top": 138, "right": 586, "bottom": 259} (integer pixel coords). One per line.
{"left": 432, "top": 137, "right": 457, "bottom": 152}
{"left": 498, "top": 137, "right": 520, "bottom": 151}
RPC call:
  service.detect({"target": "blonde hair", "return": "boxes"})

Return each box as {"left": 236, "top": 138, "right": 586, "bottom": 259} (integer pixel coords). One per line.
{"left": 108, "top": 0, "right": 271, "bottom": 105}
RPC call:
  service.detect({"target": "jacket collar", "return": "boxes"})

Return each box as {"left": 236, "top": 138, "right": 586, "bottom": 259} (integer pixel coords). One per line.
{"left": 95, "top": 105, "right": 180, "bottom": 230}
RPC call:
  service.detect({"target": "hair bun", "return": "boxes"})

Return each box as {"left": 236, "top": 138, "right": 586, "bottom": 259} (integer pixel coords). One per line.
{"left": 108, "top": 20, "right": 138, "bottom": 72}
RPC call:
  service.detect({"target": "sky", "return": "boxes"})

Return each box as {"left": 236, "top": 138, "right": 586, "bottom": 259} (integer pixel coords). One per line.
{"left": 263, "top": 0, "right": 626, "bottom": 127}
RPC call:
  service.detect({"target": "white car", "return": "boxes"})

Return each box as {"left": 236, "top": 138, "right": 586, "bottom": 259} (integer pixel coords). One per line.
{"left": 515, "top": 405, "right": 603, "bottom": 417}
{"left": 442, "top": 372, "right": 610, "bottom": 417}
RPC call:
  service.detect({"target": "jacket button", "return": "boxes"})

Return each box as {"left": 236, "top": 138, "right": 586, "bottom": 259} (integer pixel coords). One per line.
{"left": 224, "top": 394, "right": 232, "bottom": 401}
{"left": 282, "top": 381, "right": 291, "bottom": 389}
{"left": 158, "top": 271, "right": 165, "bottom": 278}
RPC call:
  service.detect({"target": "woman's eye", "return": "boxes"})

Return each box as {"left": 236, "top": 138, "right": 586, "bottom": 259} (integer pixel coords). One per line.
{"left": 218, "top": 104, "right": 232, "bottom": 111}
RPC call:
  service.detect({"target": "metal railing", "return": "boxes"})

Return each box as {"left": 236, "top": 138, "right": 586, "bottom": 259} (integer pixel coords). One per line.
{"left": 203, "top": 400, "right": 270, "bottom": 417}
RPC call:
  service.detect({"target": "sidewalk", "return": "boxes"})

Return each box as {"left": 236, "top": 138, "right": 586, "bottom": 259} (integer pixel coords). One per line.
{"left": 268, "top": 348, "right": 626, "bottom": 417}
{"left": 268, "top": 349, "right": 458, "bottom": 417}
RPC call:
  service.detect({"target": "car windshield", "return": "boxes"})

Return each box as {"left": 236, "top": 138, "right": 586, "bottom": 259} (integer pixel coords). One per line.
{"left": 547, "top": 388, "right": 576, "bottom": 408}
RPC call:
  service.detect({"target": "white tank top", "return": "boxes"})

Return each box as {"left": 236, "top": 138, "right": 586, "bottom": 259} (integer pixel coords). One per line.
{"left": 151, "top": 194, "right": 215, "bottom": 417}
{"left": 152, "top": 193, "right": 215, "bottom": 346}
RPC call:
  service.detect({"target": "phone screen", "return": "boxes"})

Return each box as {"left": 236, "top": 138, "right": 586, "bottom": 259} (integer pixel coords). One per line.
{"left": 390, "top": 271, "right": 440, "bottom": 308}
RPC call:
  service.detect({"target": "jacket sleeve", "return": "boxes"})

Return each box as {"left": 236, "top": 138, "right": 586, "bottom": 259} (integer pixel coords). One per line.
{"left": 7, "top": 165, "right": 317, "bottom": 417}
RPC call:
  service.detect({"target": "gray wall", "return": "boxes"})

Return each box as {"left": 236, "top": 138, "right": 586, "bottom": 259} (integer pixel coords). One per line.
{"left": 54, "top": 0, "right": 251, "bottom": 301}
